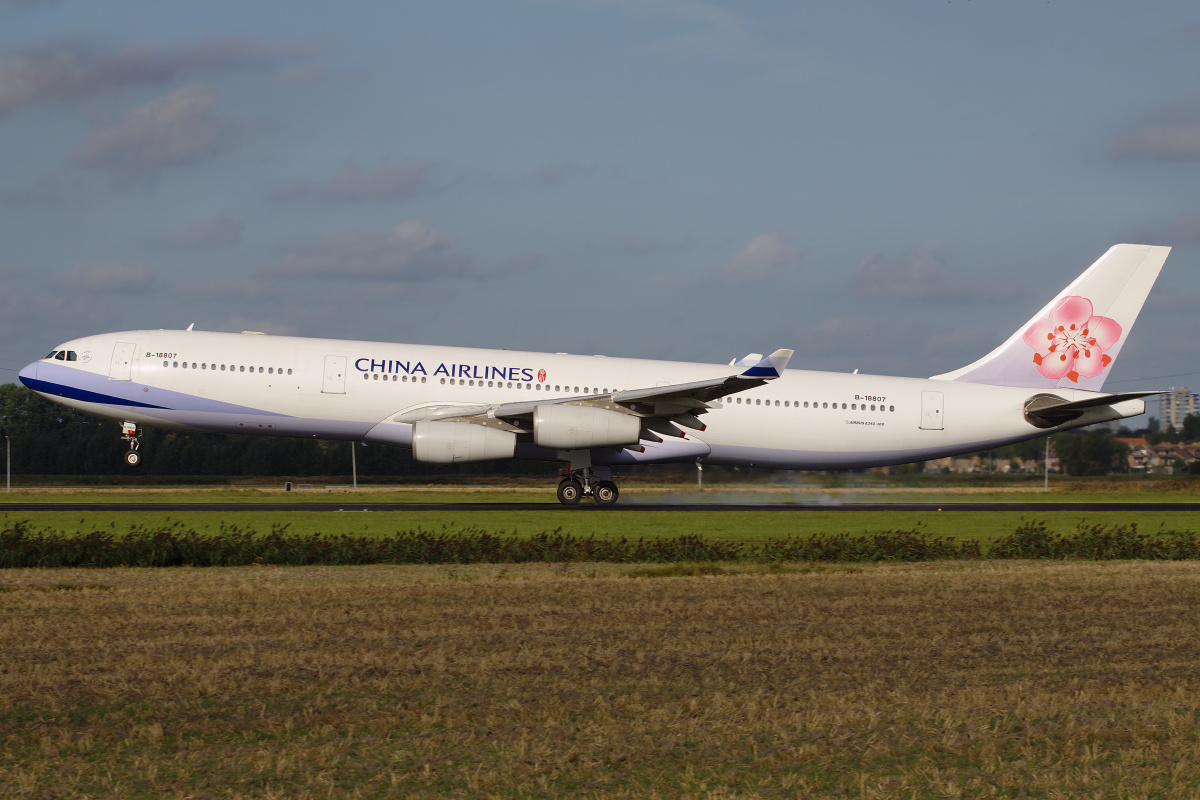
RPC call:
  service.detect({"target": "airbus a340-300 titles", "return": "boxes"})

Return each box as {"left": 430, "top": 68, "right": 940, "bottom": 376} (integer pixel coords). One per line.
{"left": 19, "top": 243, "right": 1170, "bottom": 504}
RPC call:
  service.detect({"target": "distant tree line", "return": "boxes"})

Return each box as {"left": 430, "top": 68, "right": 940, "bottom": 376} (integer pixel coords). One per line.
{"left": 0, "top": 383, "right": 549, "bottom": 479}
{"left": 4, "top": 381, "right": 1197, "bottom": 480}
{"left": 954, "top": 414, "right": 1200, "bottom": 478}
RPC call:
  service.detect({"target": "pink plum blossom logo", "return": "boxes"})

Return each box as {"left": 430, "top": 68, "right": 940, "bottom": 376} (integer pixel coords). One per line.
{"left": 1022, "top": 296, "right": 1121, "bottom": 383}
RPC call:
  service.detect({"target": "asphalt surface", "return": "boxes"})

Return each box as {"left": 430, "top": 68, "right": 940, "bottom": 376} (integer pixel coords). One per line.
{"left": 2, "top": 502, "right": 1200, "bottom": 512}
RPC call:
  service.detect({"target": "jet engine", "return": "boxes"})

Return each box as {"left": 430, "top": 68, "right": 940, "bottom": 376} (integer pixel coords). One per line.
{"left": 533, "top": 404, "right": 641, "bottom": 450}
{"left": 412, "top": 420, "right": 516, "bottom": 464}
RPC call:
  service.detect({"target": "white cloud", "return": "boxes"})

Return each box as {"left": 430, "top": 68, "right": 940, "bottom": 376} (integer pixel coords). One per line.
{"left": 69, "top": 84, "right": 241, "bottom": 187}
{"left": 849, "top": 242, "right": 1025, "bottom": 304}
{"left": 718, "top": 231, "right": 801, "bottom": 278}
{"left": 0, "top": 38, "right": 316, "bottom": 116}
{"left": 68, "top": 261, "right": 156, "bottom": 292}
{"left": 270, "top": 160, "right": 441, "bottom": 203}
{"left": 264, "top": 220, "right": 477, "bottom": 282}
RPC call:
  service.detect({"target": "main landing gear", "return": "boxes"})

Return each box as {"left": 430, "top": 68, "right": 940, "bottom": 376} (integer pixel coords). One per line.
{"left": 556, "top": 464, "right": 620, "bottom": 506}
{"left": 121, "top": 421, "right": 142, "bottom": 468}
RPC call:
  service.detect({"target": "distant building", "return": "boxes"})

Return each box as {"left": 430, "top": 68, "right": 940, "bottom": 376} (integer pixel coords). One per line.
{"left": 1120, "top": 437, "right": 1200, "bottom": 473}
{"left": 1161, "top": 387, "right": 1199, "bottom": 431}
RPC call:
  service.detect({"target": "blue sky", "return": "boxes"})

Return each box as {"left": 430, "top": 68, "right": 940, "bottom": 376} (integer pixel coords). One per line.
{"left": 2, "top": 1, "right": 1199, "bottom": 415}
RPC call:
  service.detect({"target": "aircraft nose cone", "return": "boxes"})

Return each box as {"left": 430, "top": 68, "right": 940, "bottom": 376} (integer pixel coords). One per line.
{"left": 17, "top": 361, "right": 38, "bottom": 387}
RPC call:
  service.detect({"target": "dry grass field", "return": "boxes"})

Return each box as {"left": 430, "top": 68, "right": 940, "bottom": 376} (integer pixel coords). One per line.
{"left": 3, "top": 561, "right": 1200, "bottom": 798}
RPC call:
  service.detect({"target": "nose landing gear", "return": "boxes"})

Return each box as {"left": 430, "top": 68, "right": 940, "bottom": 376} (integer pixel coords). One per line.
{"left": 121, "top": 421, "right": 142, "bottom": 468}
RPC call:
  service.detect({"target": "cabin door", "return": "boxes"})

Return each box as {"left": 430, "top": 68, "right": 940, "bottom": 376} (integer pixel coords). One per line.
{"left": 108, "top": 342, "right": 136, "bottom": 381}
{"left": 919, "top": 390, "right": 944, "bottom": 430}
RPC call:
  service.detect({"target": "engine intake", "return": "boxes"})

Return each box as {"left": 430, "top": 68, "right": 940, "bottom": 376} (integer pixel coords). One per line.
{"left": 533, "top": 404, "right": 641, "bottom": 450}
{"left": 412, "top": 420, "right": 516, "bottom": 464}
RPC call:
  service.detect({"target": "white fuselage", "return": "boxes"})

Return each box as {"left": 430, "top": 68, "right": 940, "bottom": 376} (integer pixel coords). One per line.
{"left": 21, "top": 330, "right": 1131, "bottom": 470}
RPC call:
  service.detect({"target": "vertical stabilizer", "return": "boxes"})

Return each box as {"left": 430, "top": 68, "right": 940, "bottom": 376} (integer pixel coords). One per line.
{"left": 931, "top": 244, "right": 1170, "bottom": 390}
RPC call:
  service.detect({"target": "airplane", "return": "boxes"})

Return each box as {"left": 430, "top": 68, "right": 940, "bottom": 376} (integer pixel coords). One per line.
{"left": 18, "top": 243, "right": 1170, "bottom": 504}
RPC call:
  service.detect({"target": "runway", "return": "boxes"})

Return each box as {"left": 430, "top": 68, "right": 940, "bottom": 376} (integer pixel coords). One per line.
{"left": 3, "top": 502, "right": 1200, "bottom": 512}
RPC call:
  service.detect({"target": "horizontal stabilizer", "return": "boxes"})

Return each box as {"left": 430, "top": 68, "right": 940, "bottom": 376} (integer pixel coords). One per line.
{"left": 1024, "top": 390, "right": 1163, "bottom": 428}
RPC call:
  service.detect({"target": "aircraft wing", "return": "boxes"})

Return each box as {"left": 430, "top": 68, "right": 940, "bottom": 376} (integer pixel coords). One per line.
{"left": 493, "top": 348, "right": 792, "bottom": 419}
{"left": 392, "top": 349, "right": 794, "bottom": 441}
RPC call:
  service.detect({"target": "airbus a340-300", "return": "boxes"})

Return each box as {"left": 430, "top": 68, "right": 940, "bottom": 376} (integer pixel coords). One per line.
{"left": 19, "top": 243, "right": 1170, "bottom": 504}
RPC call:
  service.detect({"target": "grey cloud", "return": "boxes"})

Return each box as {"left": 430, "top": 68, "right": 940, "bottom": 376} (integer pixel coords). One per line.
{"left": 69, "top": 84, "right": 241, "bottom": 187}
{"left": 215, "top": 317, "right": 298, "bottom": 336}
{"left": 1145, "top": 284, "right": 1200, "bottom": 313}
{"left": 612, "top": 234, "right": 697, "bottom": 255}
{"left": 0, "top": 38, "right": 316, "bottom": 117}
{"left": 718, "top": 231, "right": 801, "bottom": 278}
{"left": 849, "top": 243, "right": 1025, "bottom": 304}
{"left": 166, "top": 215, "right": 244, "bottom": 250}
{"left": 1110, "top": 99, "right": 1200, "bottom": 161}
{"left": 174, "top": 278, "right": 268, "bottom": 302}
{"left": 501, "top": 253, "right": 545, "bottom": 273}
{"left": 573, "top": 0, "right": 810, "bottom": 80}
{"left": 68, "top": 261, "right": 156, "bottom": 292}
{"left": 0, "top": 169, "right": 86, "bottom": 206}
{"left": 264, "top": 220, "right": 477, "bottom": 282}
{"left": 270, "top": 160, "right": 440, "bottom": 203}
{"left": 0, "top": 0, "right": 63, "bottom": 6}
{"left": 532, "top": 161, "right": 594, "bottom": 185}
{"left": 1127, "top": 214, "right": 1200, "bottom": 246}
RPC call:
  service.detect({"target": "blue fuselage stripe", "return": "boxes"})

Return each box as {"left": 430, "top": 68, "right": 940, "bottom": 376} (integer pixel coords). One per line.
{"left": 20, "top": 376, "right": 169, "bottom": 410}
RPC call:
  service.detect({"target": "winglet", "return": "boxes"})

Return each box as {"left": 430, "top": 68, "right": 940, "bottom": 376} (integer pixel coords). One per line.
{"left": 738, "top": 349, "right": 793, "bottom": 379}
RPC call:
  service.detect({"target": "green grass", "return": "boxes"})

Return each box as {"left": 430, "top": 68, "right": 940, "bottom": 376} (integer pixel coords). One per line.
{"left": 0, "top": 474, "right": 1198, "bottom": 504}
{"left": 3, "top": 508, "right": 1200, "bottom": 546}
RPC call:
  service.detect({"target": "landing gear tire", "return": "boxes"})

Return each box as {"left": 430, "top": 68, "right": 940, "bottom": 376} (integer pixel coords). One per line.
{"left": 557, "top": 479, "right": 584, "bottom": 505}
{"left": 593, "top": 481, "right": 619, "bottom": 506}
{"left": 124, "top": 450, "right": 142, "bottom": 468}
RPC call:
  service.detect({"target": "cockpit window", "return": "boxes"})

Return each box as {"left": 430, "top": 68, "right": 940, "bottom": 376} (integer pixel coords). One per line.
{"left": 66, "top": 351, "right": 77, "bottom": 361}
{"left": 55, "top": 351, "right": 66, "bottom": 361}
{"left": 45, "top": 351, "right": 57, "bottom": 359}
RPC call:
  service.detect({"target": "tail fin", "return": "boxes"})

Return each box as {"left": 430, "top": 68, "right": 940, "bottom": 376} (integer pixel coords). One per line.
{"left": 932, "top": 243, "right": 1171, "bottom": 390}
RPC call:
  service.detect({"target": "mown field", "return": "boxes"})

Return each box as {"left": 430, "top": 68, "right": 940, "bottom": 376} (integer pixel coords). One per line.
{"left": 3, "top": 561, "right": 1200, "bottom": 798}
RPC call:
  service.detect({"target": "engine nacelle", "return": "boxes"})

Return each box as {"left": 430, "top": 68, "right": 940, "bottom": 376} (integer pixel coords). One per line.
{"left": 412, "top": 420, "right": 516, "bottom": 464}
{"left": 533, "top": 404, "right": 641, "bottom": 450}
